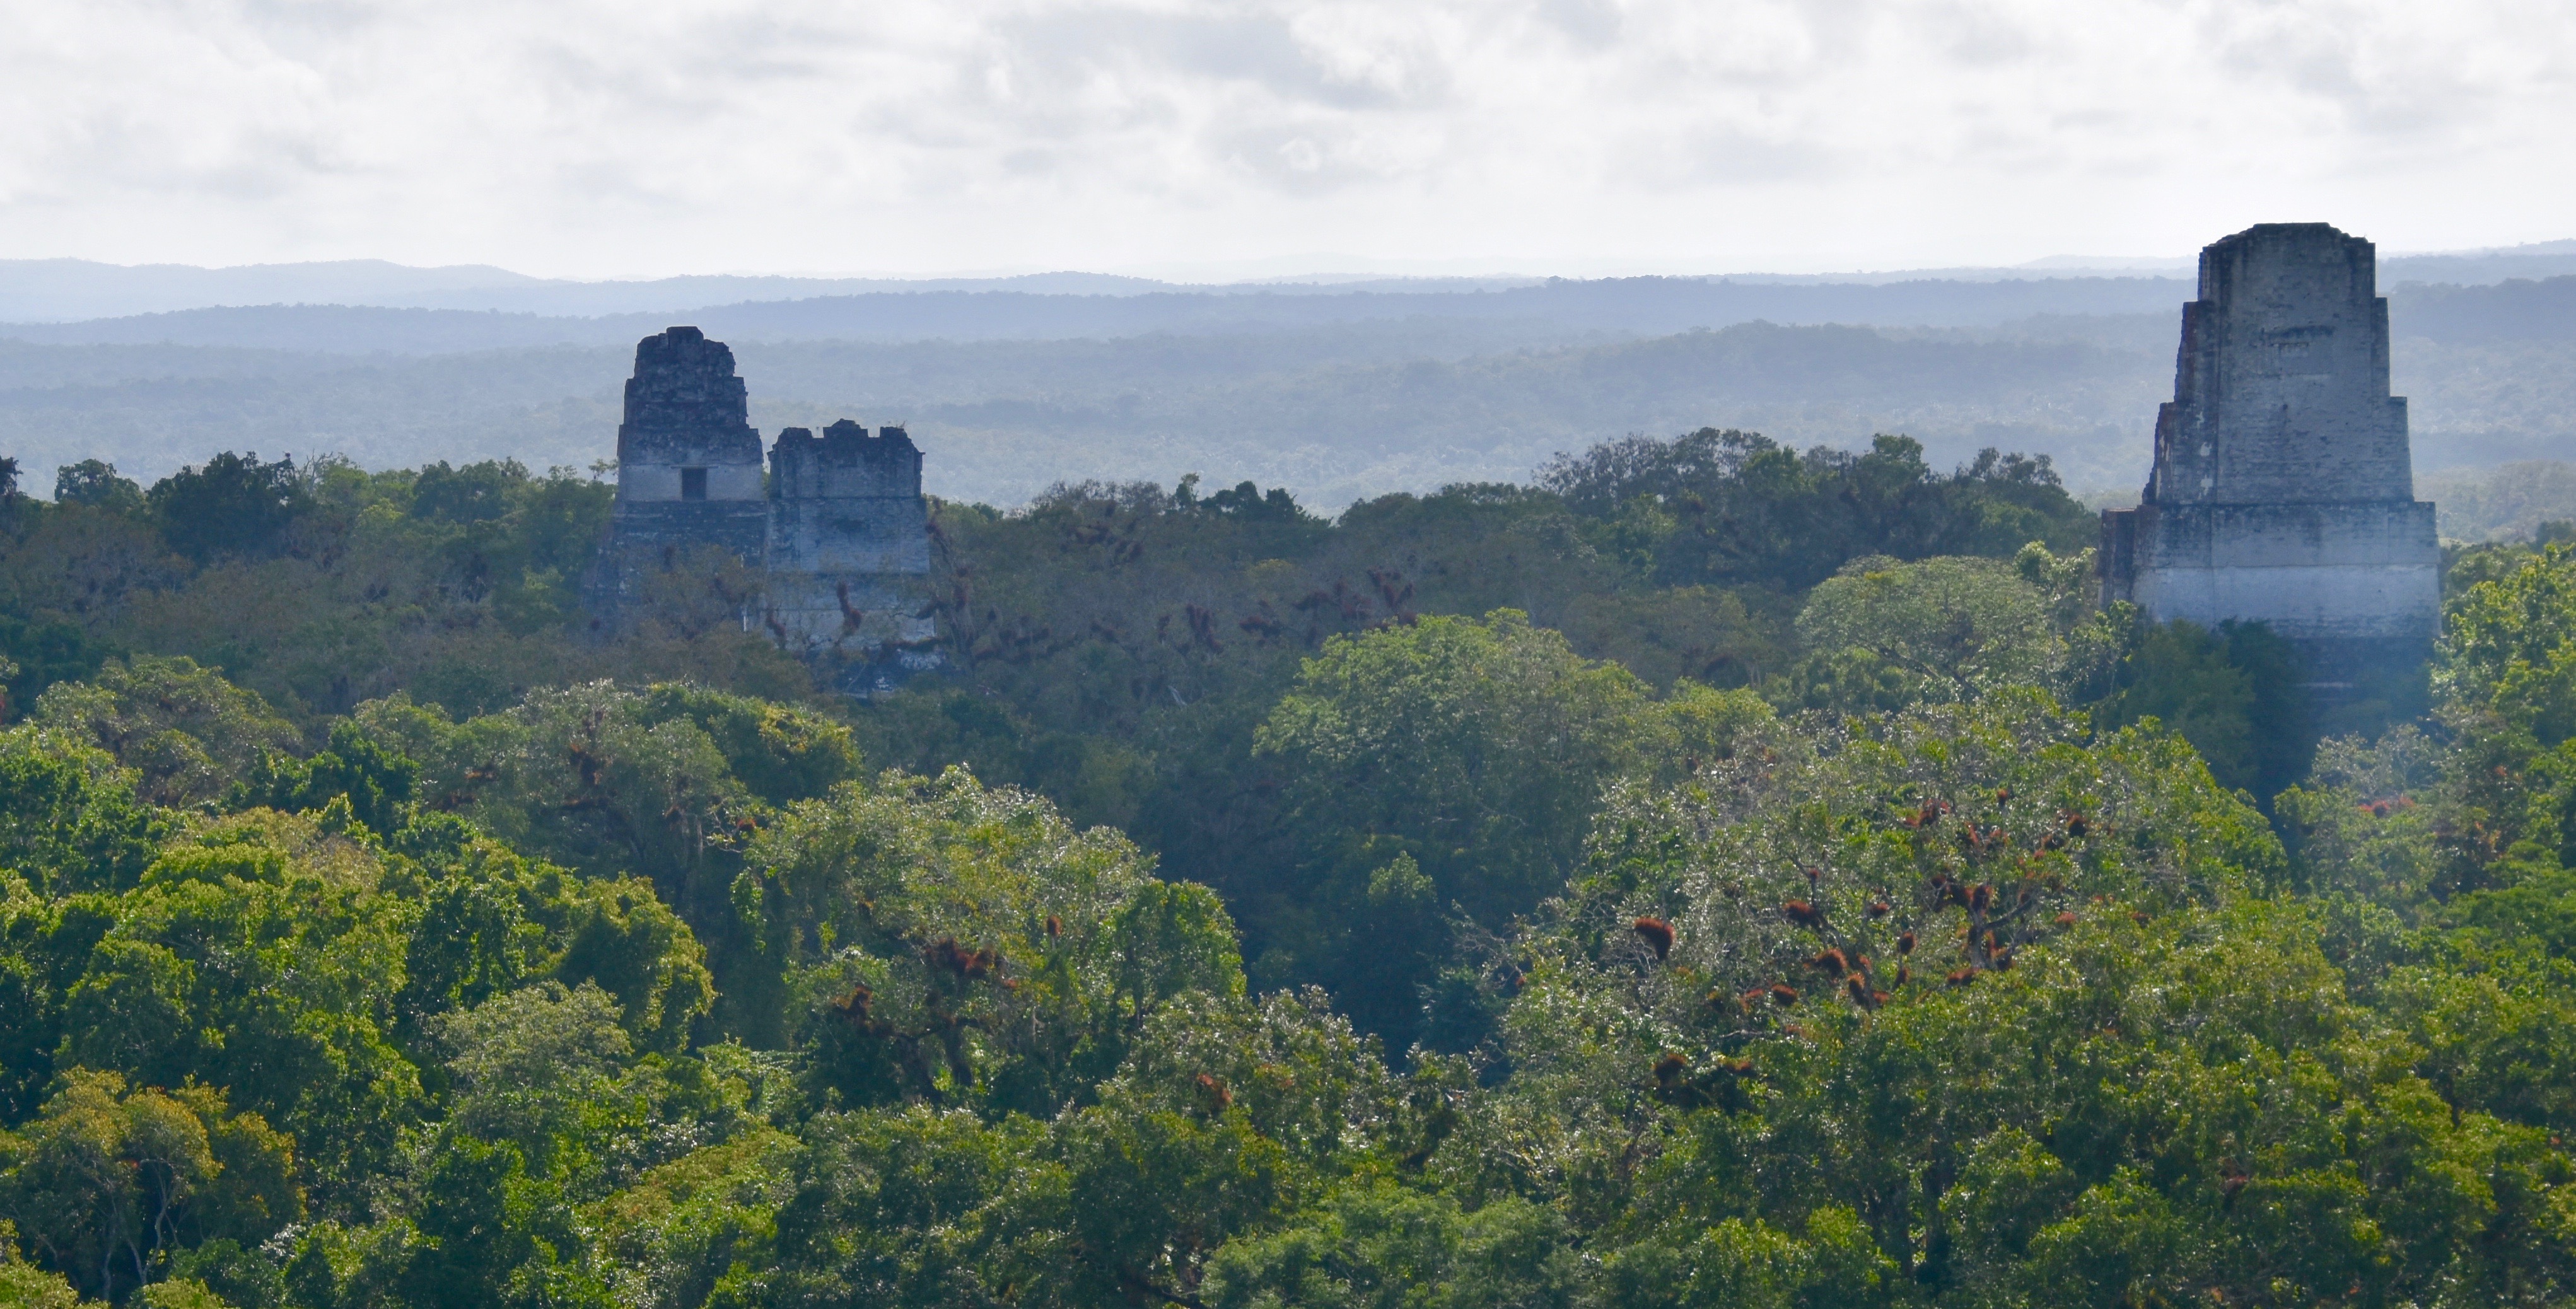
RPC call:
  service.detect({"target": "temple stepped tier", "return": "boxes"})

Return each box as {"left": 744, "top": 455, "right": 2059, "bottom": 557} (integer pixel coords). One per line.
{"left": 2099, "top": 224, "right": 2440, "bottom": 693}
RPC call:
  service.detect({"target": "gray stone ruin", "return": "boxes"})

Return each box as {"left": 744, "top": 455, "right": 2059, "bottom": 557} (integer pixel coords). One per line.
{"left": 602, "top": 326, "right": 769, "bottom": 569}
{"left": 593, "top": 327, "right": 940, "bottom": 690}
{"left": 2099, "top": 223, "right": 2440, "bottom": 692}
{"left": 762, "top": 419, "right": 936, "bottom": 672}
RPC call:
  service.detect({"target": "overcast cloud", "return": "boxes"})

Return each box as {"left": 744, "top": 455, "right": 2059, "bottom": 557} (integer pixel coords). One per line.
{"left": 3, "top": 0, "right": 2570, "bottom": 277}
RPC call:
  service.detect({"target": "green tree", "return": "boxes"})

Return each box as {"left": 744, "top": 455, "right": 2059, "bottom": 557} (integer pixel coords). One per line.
{"left": 756, "top": 1107, "right": 1042, "bottom": 1307}
{"left": 1256, "top": 610, "right": 1658, "bottom": 925}
{"left": 745, "top": 767, "right": 1221, "bottom": 1111}
{"left": 1203, "top": 1179, "right": 1575, "bottom": 1309}
{"left": 1477, "top": 684, "right": 2576, "bottom": 1304}
{"left": 2102, "top": 620, "right": 2315, "bottom": 802}
{"left": 33, "top": 658, "right": 300, "bottom": 809}
{"left": 53, "top": 463, "right": 144, "bottom": 516}
{"left": 373, "top": 682, "right": 848, "bottom": 969}
{"left": 1538, "top": 430, "right": 2094, "bottom": 590}
{"left": 583, "top": 1127, "right": 796, "bottom": 1309}
{"left": 2441, "top": 543, "right": 2576, "bottom": 745}
{"left": 145, "top": 455, "right": 310, "bottom": 564}
{"left": 1780, "top": 544, "right": 2124, "bottom": 714}
{"left": 0, "top": 1222, "right": 81, "bottom": 1309}
{"left": 755, "top": 991, "right": 1394, "bottom": 1309}
{"left": 0, "top": 724, "right": 162, "bottom": 901}
{"left": 1253, "top": 610, "right": 1672, "bottom": 1040}
{"left": 55, "top": 812, "right": 421, "bottom": 1204}
{"left": 382, "top": 812, "right": 712, "bottom": 1059}
{"left": 633, "top": 685, "right": 859, "bottom": 807}
{"left": 389, "top": 1137, "right": 610, "bottom": 1309}
{"left": 1788, "top": 554, "right": 2058, "bottom": 706}
{"left": 0, "top": 1071, "right": 298, "bottom": 1301}
{"left": 237, "top": 717, "right": 417, "bottom": 835}
{"left": 433, "top": 982, "right": 636, "bottom": 1185}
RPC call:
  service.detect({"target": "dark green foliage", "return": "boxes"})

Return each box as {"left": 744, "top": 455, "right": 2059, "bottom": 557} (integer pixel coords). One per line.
{"left": 2102, "top": 621, "right": 2254, "bottom": 781}
{"left": 377, "top": 806, "right": 715, "bottom": 1059}
{"left": 0, "top": 1071, "right": 299, "bottom": 1301}
{"left": 238, "top": 718, "right": 419, "bottom": 835}
{"left": 408, "top": 460, "right": 521, "bottom": 525}
{"left": 0, "top": 727, "right": 162, "bottom": 899}
{"left": 2440, "top": 542, "right": 2576, "bottom": 747}
{"left": 33, "top": 654, "right": 302, "bottom": 807}
{"left": 757, "top": 1107, "right": 1039, "bottom": 1306}
{"left": 636, "top": 684, "right": 860, "bottom": 806}
{"left": 56, "top": 815, "right": 423, "bottom": 1199}
{"left": 1192, "top": 477, "right": 1322, "bottom": 525}
{"left": 0, "top": 447, "right": 786, "bottom": 723}
{"left": 395, "top": 859, "right": 551, "bottom": 1038}
{"left": 0, "top": 607, "right": 112, "bottom": 719}
{"left": 407, "top": 460, "right": 616, "bottom": 641}
{"left": 2221, "top": 620, "right": 2316, "bottom": 789}
{"left": 52, "top": 460, "right": 144, "bottom": 515}
{"left": 1256, "top": 610, "right": 1662, "bottom": 924}
{"left": 1204, "top": 1177, "right": 1576, "bottom": 1309}
{"left": 746, "top": 769, "right": 1221, "bottom": 1108}
{"left": 394, "top": 1137, "right": 610, "bottom": 1309}
{"left": 146, "top": 452, "right": 310, "bottom": 563}
{"left": 1539, "top": 429, "right": 2096, "bottom": 590}
{"left": 1249, "top": 610, "right": 1682, "bottom": 1045}
{"left": 549, "top": 880, "right": 714, "bottom": 1054}
{"left": 2102, "top": 619, "right": 2316, "bottom": 803}
{"left": 166, "top": 1238, "right": 288, "bottom": 1309}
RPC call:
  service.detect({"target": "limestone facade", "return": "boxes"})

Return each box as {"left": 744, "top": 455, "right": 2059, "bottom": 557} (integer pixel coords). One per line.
{"left": 597, "top": 327, "right": 938, "bottom": 688}
{"left": 2099, "top": 224, "right": 2441, "bottom": 680}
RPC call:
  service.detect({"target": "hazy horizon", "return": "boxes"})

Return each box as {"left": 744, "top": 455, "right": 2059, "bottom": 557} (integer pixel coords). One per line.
{"left": 12, "top": 236, "right": 2576, "bottom": 288}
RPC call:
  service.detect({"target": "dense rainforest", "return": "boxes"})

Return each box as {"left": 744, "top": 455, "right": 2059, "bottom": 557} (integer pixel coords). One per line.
{"left": 0, "top": 430, "right": 2571, "bottom": 1308}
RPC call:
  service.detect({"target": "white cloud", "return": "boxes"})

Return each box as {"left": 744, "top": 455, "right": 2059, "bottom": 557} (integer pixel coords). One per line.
{"left": 1, "top": 0, "right": 2571, "bottom": 276}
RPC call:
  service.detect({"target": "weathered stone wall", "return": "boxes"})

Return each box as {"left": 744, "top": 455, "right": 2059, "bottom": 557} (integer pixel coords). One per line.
{"left": 2104, "top": 501, "right": 2437, "bottom": 639}
{"left": 767, "top": 421, "right": 932, "bottom": 574}
{"left": 2102, "top": 223, "right": 2440, "bottom": 677}
{"left": 763, "top": 421, "right": 936, "bottom": 677}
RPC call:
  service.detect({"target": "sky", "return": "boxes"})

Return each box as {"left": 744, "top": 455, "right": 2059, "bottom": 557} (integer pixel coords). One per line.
{"left": 4, "top": 0, "right": 2573, "bottom": 280}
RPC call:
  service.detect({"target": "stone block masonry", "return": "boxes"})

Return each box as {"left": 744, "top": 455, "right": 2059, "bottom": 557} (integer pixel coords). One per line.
{"left": 592, "top": 328, "right": 938, "bottom": 689}
{"left": 596, "top": 327, "right": 768, "bottom": 619}
{"left": 2100, "top": 224, "right": 2440, "bottom": 689}
{"left": 764, "top": 421, "right": 938, "bottom": 679}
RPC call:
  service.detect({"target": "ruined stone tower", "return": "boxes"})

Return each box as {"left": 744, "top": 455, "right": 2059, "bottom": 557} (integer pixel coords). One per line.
{"left": 764, "top": 420, "right": 938, "bottom": 678}
{"left": 602, "top": 327, "right": 767, "bottom": 602}
{"left": 596, "top": 327, "right": 938, "bottom": 687}
{"left": 2099, "top": 224, "right": 2440, "bottom": 685}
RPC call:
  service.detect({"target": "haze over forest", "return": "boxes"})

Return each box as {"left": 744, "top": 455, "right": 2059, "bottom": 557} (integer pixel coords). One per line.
{"left": 10, "top": 243, "right": 2576, "bottom": 520}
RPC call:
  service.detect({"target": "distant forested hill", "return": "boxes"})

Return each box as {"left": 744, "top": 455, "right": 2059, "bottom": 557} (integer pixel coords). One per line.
{"left": 0, "top": 274, "right": 2200, "bottom": 352}
{"left": 4, "top": 274, "right": 2575, "bottom": 507}
{"left": 0, "top": 322, "right": 2169, "bottom": 504}
{"left": 10, "top": 245, "right": 2576, "bottom": 319}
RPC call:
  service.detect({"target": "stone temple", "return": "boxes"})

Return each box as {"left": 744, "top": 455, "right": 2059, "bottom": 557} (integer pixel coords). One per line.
{"left": 595, "top": 326, "right": 938, "bottom": 689}
{"left": 2098, "top": 223, "right": 2440, "bottom": 689}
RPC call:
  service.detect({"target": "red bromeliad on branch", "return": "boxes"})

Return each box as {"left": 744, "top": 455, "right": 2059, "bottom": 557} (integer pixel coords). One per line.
{"left": 1747, "top": 799, "right": 2101, "bottom": 1011}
